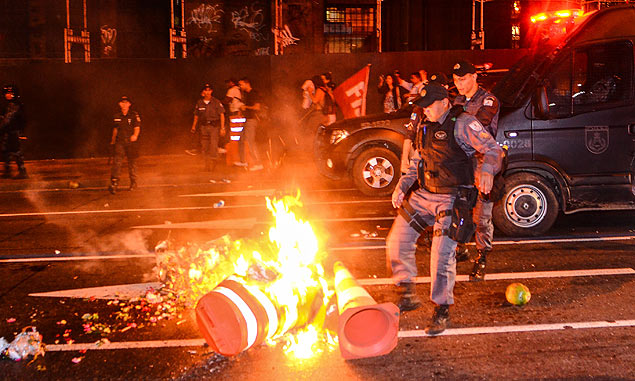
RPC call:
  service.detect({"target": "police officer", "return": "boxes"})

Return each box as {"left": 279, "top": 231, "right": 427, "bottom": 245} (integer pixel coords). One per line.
{"left": 109, "top": 96, "right": 140, "bottom": 194}
{"left": 191, "top": 84, "right": 225, "bottom": 171}
{"left": 386, "top": 83, "right": 503, "bottom": 334}
{"left": 452, "top": 60, "right": 501, "bottom": 281}
{"left": 0, "top": 85, "right": 28, "bottom": 179}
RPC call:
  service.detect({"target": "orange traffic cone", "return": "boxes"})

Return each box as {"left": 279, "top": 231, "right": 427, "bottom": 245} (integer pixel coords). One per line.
{"left": 196, "top": 275, "right": 323, "bottom": 356}
{"left": 333, "top": 261, "right": 399, "bottom": 359}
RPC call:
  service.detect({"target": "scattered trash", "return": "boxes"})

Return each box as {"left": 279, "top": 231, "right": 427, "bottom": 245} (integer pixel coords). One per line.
{"left": 154, "top": 240, "right": 169, "bottom": 253}
{"left": 6, "top": 318, "right": 16, "bottom": 323}
{"left": 68, "top": 181, "right": 79, "bottom": 189}
{"left": 213, "top": 200, "right": 225, "bottom": 208}
{"left": 56, "top": 320, "right": 67, "bottom": 325}
{"left": 103, "top": 203, "right": 109, "bottom": 208}
{"left": 350, "top": 229, "right": 380, "bottom": 239}
{"left": 349, "top": 233, "right": 360, "bottom": 238}
{"left": 3, "top": 327, "right": 45, "bottom": 362}
{"left": 221, "top": 179, "right": 231, "bottom": 183}
{"left": 54, "top": 250, "right": 61, "bottom": 255}
{"left": 209, "top": 180, "right": 217, "bottom": 183}
{"left": 71, "top": 356, "right": 84, "bottom": 364}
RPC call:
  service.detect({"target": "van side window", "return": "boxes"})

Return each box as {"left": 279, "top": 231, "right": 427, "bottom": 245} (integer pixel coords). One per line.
{"left": 544, "top": 41, "right": 634, "bottom": 118}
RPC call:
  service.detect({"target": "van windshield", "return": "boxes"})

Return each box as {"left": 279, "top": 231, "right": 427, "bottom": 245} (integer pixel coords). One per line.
{"left": 493, "top": 52, "right": 548, "bottom": 108}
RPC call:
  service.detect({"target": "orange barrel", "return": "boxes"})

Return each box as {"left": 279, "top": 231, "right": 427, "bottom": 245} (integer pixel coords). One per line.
{"left": 196, "top": 276, "right": 282, "bottom": 356}
{"left": 196, "top": 274, "right": 323, "bottom": 356}
{"left": 225, "top": 116, "right": 252, "bottom": 165}
{"left": 334, "top": 261, "right": 399, "bottom": 359}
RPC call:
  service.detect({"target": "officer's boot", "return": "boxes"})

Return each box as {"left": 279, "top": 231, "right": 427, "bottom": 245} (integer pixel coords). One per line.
{"left": 108, "top": 178, "right": 118, "bottom": 194}
{"left": 424, "top": 304, "right": 450, "bottom": 335}
{"left": 469, "top": 249, "right": 488, "bottom": 282}
{"left": 16, "top": 166, "right": 28, "bottom": 179}
{"left": 455, "top": 243, "right": 470, "bottom": 262}
{"left": 397, "top": 282, "right": 422, "bottom": 312}
{"left": 129, "top": 180, "right": 137, "bottom": 191}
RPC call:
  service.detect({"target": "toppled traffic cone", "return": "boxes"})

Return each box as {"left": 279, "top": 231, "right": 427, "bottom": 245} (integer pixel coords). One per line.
{"left": 196, "top": 274, "right": 323, "bottom": 356}
{"left": 333, "top": 261, "right": 399, "bottom": 359}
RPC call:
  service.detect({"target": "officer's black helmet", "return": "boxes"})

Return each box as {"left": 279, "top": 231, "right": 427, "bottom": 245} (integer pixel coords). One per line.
{"left": 2, "top": 84, "right": 19, "bottom": 96}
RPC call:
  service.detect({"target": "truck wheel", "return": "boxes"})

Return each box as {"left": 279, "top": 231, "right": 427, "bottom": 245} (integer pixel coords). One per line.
{"left": 493, "top": 172, "right": 559, "bottom": 236}
{"left": 351, "top": 147, "right": 399, "bottom": 196}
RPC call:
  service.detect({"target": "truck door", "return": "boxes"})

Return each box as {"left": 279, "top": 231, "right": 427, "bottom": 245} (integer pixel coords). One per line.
{"left": 532, "top": 40, "right": 634, "bottom": 186}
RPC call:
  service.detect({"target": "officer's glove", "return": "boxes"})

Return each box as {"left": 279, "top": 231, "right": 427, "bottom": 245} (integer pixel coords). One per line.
{"left": 476, "top": 172, "right": 494, "bottom": 195}
{"left": 392, "top": 188, "right": 405, "bottom": 209}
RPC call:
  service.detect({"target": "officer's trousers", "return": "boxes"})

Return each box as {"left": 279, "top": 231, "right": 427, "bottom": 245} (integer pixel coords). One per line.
{"left": 239, "top": 118, "right": 260, "bottom": 164}
{"left": 2, "top": 132, "right": 25, "bottom": 173}
{"left": 473, "top": 196, "right": 494, "bottom": 252}
{"left": 386, "top": 189, "right": 458, "bottom": 305}
{"left": 200, "top": 123, "right": 219, "bottom": 164}
{"left": 111, "top": 142, "right": 137, "bottom": 183}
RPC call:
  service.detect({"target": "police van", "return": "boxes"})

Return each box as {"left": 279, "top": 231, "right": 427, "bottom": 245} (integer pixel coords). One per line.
{"left": 315, "top": 5, "right": 635, "bottom": 236}
{"left": 492, "top": 5, "right": 635, "bottom": 236}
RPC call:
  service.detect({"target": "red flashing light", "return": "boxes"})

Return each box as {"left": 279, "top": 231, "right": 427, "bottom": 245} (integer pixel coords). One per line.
{"left": 530, "top": 8, "right": 582, "bottom": 24}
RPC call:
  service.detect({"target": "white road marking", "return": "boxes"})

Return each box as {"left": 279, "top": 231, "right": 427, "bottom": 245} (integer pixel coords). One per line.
{"left": 331, "top": 234, "right": 635, "bottom": 251}
{"left": 357, "top": 268, "right": 635, "bottom": 286}
{"left": 0, "top": 254, "right": 155, "bottom": 263}
{"left": 26, "top": 268, "right": 635, "bottom": 300}
{"left": 179, "top": 189, "right": 276, "bottom": 197}
{"left": 132, "top": 218, "right": 257, "bottom": 230}
{"left": 29, "top": 282, "right": 161, "bottom": 300}
{"left": 46, "top": 339, "right": 207, "bottom": 352}
{"left": 0, "top": 199, "right": 389, "bottom": 218}
{"left": 44, "top": 319, "right": 635, "bottom": 352}
{"left": 399, "top": 320, "right": 635, "bottom": 338}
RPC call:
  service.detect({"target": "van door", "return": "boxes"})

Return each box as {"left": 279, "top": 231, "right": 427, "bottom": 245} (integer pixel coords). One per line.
{"left": 532, "top": 40, "right": 634, "bottom": 188}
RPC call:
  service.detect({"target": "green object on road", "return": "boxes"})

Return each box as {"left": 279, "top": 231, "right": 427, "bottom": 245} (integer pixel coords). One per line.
{"left": 506, "top": 283, "right": 531, "bottom": 306}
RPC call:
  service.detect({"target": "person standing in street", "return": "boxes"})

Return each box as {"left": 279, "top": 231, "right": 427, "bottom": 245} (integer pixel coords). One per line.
{"left": 109, "top": 96, "right": 140, "bottom": 194}
{"left": 191, "top": 83, "right": 225, "bottom": 172}
{"left": 452, "top": 60, "right": 501, "bottom": 281}
{"left": 386, "top": 83, "right": 503, "bottom": 334}
{"left": 236, "top": 78, "right": 263, "bottom": 171}
{"left": 0, "top": 84, "right": 27, "bottom": 179}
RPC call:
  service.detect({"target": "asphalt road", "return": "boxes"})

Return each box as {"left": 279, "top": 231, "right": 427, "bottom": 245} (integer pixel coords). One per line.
{"left": 0, "top": 154, "right": 633, "bottom": 380}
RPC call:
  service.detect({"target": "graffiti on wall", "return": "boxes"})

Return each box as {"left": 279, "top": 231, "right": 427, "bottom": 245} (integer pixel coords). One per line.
{"left": 100, "top": 25, "right": 117, "bottom": 57}
{"left": 185, "top": 1, "right": 270, "bottom": 57}
{"left": 273, "top": 25, "right": 299, "bottom": 48}
{"left": 231, "top": 5, "right": 266, "bottom": 41}
{"left": 187, "top": 3, "right": 224, "bottom": 33}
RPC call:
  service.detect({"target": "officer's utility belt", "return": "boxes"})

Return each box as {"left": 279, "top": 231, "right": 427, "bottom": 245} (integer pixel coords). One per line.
{"left": 398, "top": 199, "right": 452, "bottom": 237}
{"left": 203, "top": 120, "right": 220, "bottom": 125}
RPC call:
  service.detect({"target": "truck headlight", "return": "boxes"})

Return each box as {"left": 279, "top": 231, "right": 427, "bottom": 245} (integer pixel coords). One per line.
{"left": 330, "top": 129, "right": 350, "bottom": 145}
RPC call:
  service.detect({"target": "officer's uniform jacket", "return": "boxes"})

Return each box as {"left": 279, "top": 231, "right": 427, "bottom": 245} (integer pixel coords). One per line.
{"left": 113, "top": 110, "right": 141, "bottom": 143}
{"left": 454, "top": 87, "right": 499, "bottom": 137}
{"left": 194, "top": 97, "right": 224, "bottom": 125}
{"left": 397, "top": 107, "right": 503, "bottom": 196}
{"left": 0, "top": 100, "right": 25, "bottom": 134}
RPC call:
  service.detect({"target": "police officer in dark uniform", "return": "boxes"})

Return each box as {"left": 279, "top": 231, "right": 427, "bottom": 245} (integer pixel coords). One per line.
{"left": 0, "top": 84, "right": 28, "bottom": 179}
{"left": 386, "top": 83, "right": 503, "bottom": 334}
{"left": 191, "top": 84, "right": 225, "bottom": 171}
{"left": 109, "top": 96, "right": 140, "bottom": 194}
{"left": 452, "top": 60, "right": 501, "bottom": 281}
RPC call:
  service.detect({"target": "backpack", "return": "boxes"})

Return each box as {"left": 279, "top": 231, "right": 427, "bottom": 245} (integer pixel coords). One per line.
{"left": 322, "top": 89, "right": 335, "bottom": 115}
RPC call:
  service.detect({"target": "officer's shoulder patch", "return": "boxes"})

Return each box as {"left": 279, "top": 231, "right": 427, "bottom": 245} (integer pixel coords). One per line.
{"left": 434, "top": 130, "right": 448, "bottom": 140}
{"left": 468, "top": 120, "right": 482, "bottom": 132}
{"left": 483, "top": 96, "right": 495, "bottom": 107}
{"left": 410, "top": 112, "right": 417, "bottom": 120}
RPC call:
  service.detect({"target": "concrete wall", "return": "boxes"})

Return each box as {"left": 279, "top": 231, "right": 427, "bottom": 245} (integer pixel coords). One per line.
{"left": 0, "top": 49, "right": 527, "bottom": 159}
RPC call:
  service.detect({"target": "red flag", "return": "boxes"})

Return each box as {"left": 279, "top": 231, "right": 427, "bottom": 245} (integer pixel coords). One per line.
{"left": 333, "top": 64, "right": 371, "bottom": 119}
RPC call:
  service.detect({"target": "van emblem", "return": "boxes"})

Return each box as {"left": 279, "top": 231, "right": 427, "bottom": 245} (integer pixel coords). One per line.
{"left": 585, "top": 126, "right": 609, "bottom": 154}
{"left": 435, "top": 131, "right": 447, "bottom": 140}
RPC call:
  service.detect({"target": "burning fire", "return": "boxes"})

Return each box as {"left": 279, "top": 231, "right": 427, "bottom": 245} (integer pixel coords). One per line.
{"left": 157, "top": 192, "right": 337, "bottom": 358}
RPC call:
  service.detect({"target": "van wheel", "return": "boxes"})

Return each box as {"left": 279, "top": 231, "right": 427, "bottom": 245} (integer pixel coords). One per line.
{"left": 352, "top": 147, "right": 399, "bottom": 196}
{"left": 493, "top": 173, "right": 559, "bottom": 236}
